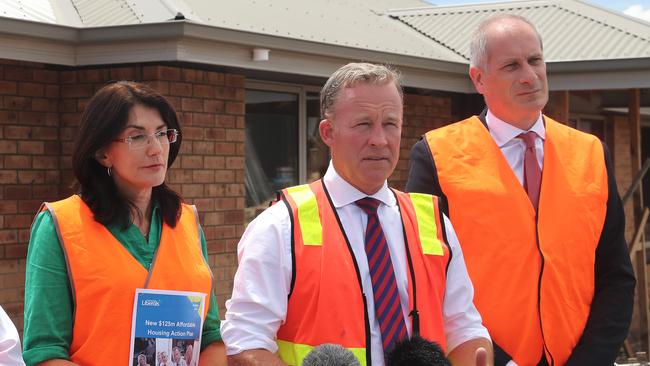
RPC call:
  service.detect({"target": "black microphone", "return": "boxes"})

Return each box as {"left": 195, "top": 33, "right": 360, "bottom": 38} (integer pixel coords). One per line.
{"left": 385, "top": 335, "right": 451, "bottom": 366}
{"left": 302, "top": 344, "right": 361, "bottom": 366}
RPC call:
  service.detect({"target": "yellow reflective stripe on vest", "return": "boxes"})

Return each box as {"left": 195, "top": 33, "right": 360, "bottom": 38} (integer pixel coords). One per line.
{"left": 277, "top": 340, "right": 367, "bottom": 366}
{"left": 286, "top": 184, "right": 322, "bottom": 246}
{"left": 409, "top": 193, "right": 444, "bottom": 256}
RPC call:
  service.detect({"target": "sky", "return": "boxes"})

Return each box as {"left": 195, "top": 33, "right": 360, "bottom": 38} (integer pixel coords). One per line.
{"left": 424, "top": 0, "right": 650, "bottom": 22}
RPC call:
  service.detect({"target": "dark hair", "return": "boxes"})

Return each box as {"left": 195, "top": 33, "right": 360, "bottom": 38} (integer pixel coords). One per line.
{"left": 72, "top": 81, "right": 183, "bottom": 228}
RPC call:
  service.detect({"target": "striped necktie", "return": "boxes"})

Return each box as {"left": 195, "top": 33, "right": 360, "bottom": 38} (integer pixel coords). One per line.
{"left": 355, "top": 197, "right": 408, "bottom": 354}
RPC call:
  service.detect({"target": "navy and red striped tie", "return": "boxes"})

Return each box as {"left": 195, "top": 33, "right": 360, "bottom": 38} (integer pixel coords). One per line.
{"left": 355, "top": 197, "right": 408, "bottom": 354}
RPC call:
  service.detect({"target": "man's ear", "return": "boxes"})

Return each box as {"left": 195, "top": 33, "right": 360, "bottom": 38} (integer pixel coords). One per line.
{"left": 469, "top": 66, "right": 485, "bottom": 94}
{"left": 95, "top": 148, "right": 111, "bottom": 168}
{"left": 319, "top": 118, "right": 335, "bottom": 147}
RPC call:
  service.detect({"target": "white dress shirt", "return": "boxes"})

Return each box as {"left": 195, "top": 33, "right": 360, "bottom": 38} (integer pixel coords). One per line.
{"left": 0, "top": 306, "right": 26, "bottom": 366}
{"left": 486, "top": 110, "right": 546, "bottom": 366}
{"left": 485, "top": 110, "right": 545, "bottom": 185}
{"left": 221, "top": 163, "right": 489, "bottom": 366}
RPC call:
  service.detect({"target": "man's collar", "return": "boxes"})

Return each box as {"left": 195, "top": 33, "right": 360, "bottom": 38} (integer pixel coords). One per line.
{"left": 486, "top": 110, "right": 546, "bottom": 147}
{"left": 323, "top": 161, "right": 395, "bottom": 209}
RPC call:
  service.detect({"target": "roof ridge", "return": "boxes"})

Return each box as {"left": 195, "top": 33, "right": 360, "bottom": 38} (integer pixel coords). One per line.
{"left": 553, "top": 1, "right": 650, "bottom": 43}
{"left": 389, "top": 14, "right": 469, "bottom": 61}
{"left": 570, "top": 0, "right": 650, "bottom": 29}
{"left": 387, "top": 0, "right": 554, "bottom": 16}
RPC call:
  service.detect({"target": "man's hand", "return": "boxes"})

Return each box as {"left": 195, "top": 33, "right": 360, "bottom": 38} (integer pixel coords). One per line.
{"left": 227, "top": 349, "right": 287, "bottom": 366}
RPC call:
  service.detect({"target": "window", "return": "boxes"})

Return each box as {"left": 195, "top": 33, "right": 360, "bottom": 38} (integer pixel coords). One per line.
{"left": 245, "top": 82, "right": 327, "bottom": 218}
{"left": 245, "top": 89, "right": 298, "bottom": 207}
{"left": 306, "top": 91, "right": 328, "bottom": 182}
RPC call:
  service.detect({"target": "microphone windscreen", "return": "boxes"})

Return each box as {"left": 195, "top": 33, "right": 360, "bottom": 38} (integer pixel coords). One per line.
{"left": 302, "top": 344, "right": 361, "bottom": 366}
{"left": 385, "top": 335, "right": 451, "bottom": 366}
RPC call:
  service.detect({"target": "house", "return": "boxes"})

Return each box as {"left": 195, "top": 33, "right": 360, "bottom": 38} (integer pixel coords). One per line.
{"left": 0, "top": 0, "right": 648, "bottom": 350}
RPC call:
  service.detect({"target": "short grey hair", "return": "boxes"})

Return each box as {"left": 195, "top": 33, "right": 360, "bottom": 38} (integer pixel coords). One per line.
{"left": 320, "top": 62, "right": 403, "bottom": 119}
{"left": 469, "top": 14, "right": 543, "bottom": 69}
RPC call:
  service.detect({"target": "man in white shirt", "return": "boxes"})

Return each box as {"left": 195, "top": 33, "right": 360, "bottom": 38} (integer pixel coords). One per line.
{"left": 222, "top": 62, "right": 492, "bottom": 366}
{"left": 406, "top": 14, "right": 635, "bottom": 366}
{"left": 0, "top": 306, "right": 25, "bottom": 366}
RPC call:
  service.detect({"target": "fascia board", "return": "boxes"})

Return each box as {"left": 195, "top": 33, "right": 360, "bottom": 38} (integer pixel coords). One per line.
{"left": 178, "top": 23, "right": 470, "bottom": 74}
{"left": 72, "top": 36, "right": 474, "bottom": 93}
{"left": 2, "top": 18, "right": 646, "bottom": 91}
{"left": 0, "top": 18, "right": 469, "bottom": 74}
{"left": 174, "top": 38, "right": 475, "bottom": 93}
{"left": 0, "top": 34, "right": 76, "bottom": 65}
{"left": 75, "top": 40, "right": 181, "bottom": 65}
{"left": 75, "top": 21, "right": 471, "bottom": 74}
{"left": 0, "top": 16, "right": 78, "bottom": 42}
{"left": 548, "top": 69, "right": 650, "bottom": 90}
{"left": 547, "top": 58, "right": 650, "bottom": 73}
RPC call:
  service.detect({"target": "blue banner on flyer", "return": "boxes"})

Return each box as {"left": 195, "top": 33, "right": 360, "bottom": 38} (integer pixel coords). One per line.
{"left": 130, "top": 289, "right": 205, "bottom": 365}
{"left": 134, "top": 291, "right": 204, "bottom": 339}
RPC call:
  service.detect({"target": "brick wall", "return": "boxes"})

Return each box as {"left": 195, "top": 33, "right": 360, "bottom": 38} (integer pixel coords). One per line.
{"left": 0, "top": 60, "right": 245, "bottom": 332}
{"left": 0, "top": 60, "right": 455, "bottom": 334}
{"left": 0, "top": 60, "right": 61, "bottom": 332}
{"left": 390, "top": 93, "right": 452, "bottom": 190}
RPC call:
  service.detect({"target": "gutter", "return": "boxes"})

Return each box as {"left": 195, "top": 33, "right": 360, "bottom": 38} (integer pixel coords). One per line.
{"left": 0, "top": 16, "right": 469, "bottom": 74}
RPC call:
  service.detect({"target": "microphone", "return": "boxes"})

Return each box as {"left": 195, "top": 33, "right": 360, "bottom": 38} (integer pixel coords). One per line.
{"left": 385, "top": 335, "right": 451, "bottom": 366}
{"left": 302, "top": 344, "right": 361, "bottom": 366}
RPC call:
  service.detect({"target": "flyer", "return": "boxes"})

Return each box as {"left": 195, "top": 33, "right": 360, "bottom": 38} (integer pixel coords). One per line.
{"left": 129, "top": 288, "right": 206, "bottom": 366}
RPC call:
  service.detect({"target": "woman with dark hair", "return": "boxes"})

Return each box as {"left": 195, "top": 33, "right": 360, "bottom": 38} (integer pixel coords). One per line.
{"left": 22, "top": 81, "right": 226, "bottom": 366}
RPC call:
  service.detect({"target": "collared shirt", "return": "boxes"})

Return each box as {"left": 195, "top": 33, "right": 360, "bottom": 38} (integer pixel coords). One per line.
{"left": 0, "top": 306, "right": 25, "bottom": 365}
{"left": 485, "top": 112, "right": 544, "bottom": 366}
{"left": 486, "top": 110, "right": 545, "bottom": 186}
{"left": 221, "top": 163, "right": 489, "bottom": 366}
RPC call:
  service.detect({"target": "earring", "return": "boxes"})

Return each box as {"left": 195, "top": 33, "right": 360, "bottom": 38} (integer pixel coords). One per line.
{"left": 107, "top": 167, "right": 112, "bottom": 176}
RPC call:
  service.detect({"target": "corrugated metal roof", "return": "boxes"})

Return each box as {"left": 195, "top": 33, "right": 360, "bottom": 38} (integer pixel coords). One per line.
{"left": 181, "top": 0, "right": 467, "bottom": 62}
{"left": 389, "top": 0, "right": 650, "bottom": 62}
{"left": 0, "top": 0, "right": 56, "bottom": 23}
{"left": 0, "top": 0, "right": 466, "bottom": 61}
{"left": 0, "top": 0, "right": 648, "bottom": 64}
{"left": 71, "top": 0, "right": 140, "bottom": 26}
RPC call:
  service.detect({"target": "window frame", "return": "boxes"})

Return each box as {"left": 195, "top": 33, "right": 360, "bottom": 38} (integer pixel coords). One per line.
{"left": 245, "top": 80, "right": 322, "bottom": 184}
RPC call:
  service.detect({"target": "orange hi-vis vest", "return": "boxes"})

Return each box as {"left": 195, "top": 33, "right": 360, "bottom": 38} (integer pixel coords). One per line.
{"left": 275, "top": 180, "right": 450, "bottom": 366}
{"left": 425, "top": 115, "right": 608, "bottom": 366}
{"left": 42, "top": 195, "right": 213, "bottom": 366}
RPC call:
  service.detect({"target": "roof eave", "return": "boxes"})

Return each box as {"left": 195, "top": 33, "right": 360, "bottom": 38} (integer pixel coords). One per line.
{"left": 0, "top": 17, "right": 468, "bottom": 73}
{"left": 2, "top": 17, "right": 647, "bottom": 91}
{"left": 547, "top": 58, "right": 650, "bottom": 90}
{"left": 0, "top": 16, "right": 79, "bottom": 42}
{"left": 0, "top": 17, "right": 474, "bottom": 92}
{"left": 548, "top": 58, "right": 650, "bottom": 73}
